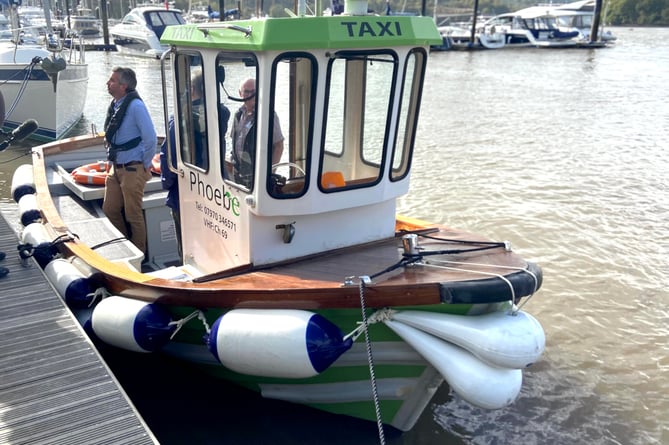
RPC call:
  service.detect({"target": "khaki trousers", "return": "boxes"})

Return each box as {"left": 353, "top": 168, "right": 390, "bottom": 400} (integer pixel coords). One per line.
{"left": 102, "top": 164, "right": 152, "bottom": 255}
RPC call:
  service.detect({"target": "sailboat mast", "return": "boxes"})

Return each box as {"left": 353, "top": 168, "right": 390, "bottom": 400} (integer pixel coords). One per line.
{"left": 42, "top": 0, "right": 55, "bottom": 33}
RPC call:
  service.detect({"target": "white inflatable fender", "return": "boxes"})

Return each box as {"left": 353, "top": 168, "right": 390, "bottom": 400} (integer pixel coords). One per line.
{"left": 18, "top": 193, "right": 41, "bottom": 226}
{"left": 11, "top": 164, "right": 35, "bottom": 203}
{"left": 91, "top": 296, "right": 175, "bottom": 353}
{"left": 208, "top": 309, "right": 353, "bottom": 379}
{"left": 385, "top": 319, "right": 522, "bottom": 409}
{"left": 390, "top": 310, "right": 545, "bottom": 369}
{"left": 44, "top": 258, "right": 94, "bottom": 308}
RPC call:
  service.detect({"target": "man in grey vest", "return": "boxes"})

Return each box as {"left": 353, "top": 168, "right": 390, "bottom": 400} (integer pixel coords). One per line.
{"left": 230, "top": 78, "right": 284, "bottom": 189}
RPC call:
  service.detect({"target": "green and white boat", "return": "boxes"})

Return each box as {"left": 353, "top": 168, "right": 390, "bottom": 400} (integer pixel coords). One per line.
{"left": 17, "top": 0, "right": 545, "bottom": 432}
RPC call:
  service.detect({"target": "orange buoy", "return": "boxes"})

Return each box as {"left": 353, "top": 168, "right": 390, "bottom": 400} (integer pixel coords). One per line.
{"left": 150, "top": 153, "right": 161, "bottom": 175}
{"left": 71, "top": 161, "right": 110, "bottom": 186}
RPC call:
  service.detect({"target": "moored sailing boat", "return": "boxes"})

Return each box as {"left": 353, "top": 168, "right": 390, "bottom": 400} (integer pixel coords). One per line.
{"left": 15, "top": 0, "right": 545, "bottom": 432}
{"left": 0, "top": 3, "right": 87, "bottom": 141}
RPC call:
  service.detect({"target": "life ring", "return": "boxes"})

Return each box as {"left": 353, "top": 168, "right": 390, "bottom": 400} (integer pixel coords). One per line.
{"left": 150, "top": 153, "right": 161, "bottom": 175}
{"left": 71, "top": 161, "right": 110, "bottom": 186}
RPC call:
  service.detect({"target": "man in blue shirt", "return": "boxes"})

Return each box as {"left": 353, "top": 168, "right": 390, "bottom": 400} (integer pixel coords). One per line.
{"left": 102, "top": 67, "right": 157, "bottom": 256}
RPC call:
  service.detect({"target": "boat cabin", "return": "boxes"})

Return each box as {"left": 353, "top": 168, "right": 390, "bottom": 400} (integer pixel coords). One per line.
{"left": 159, "top": 6, "right": 441, "bottom": 275}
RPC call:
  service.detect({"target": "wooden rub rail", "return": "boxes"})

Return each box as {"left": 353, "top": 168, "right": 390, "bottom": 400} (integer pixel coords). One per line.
{"left": 0, "top": 210, "right": 158, "bottom": 445}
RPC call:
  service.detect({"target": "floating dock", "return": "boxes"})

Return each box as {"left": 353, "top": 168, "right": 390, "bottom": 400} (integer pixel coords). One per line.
{"left": 0, "top": 209, "right": 157, "bottom": 445}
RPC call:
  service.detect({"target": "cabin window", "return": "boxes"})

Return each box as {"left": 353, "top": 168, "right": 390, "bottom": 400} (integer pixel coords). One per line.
{"left": 320, "top": 51, "right": 397, "bottom": 192}
{"left": 268, "top": 53, "right": 316, "bottom": 198}
{"left": 215, "top": 52, "right": 259, "bottom": 192}
{"left": 122, "top": 13, "right": 140, "bottom": 25}
{"left": 175, "top": 53, "right": 209, "bottom": 171}
{"left": 391, "top": 48, "right": 428, "bottom": 181}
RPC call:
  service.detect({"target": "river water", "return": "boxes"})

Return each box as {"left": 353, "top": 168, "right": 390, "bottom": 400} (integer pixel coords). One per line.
{"left": 0, "top": 26, "right": 667, "bottom": 445}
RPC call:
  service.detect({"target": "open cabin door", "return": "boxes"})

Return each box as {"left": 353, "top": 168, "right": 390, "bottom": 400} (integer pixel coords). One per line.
{"left": 165, "top": 52, "right": 260, "bottom": 273}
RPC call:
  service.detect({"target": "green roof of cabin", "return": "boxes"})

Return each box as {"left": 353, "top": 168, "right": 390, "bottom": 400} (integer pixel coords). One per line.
{"left": 160, "top": 15, "right": 442, "bottom": 51}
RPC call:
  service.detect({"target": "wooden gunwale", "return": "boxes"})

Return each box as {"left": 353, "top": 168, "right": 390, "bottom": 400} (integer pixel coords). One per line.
{"left": 32, "top": 134, "right": 537, "bottom": 309}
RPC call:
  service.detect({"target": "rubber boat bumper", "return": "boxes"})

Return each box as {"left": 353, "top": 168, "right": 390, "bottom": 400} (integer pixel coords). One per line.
{"left": 439, "top": 262, "right": 542, "bottom": 304}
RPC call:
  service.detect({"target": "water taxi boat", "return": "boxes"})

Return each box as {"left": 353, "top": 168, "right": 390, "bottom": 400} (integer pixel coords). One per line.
{"left": 16, "top": 0, "right": 545, "bottom": 432}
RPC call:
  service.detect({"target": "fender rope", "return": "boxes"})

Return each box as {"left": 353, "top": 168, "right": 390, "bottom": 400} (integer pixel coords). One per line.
{"left": 17, "top": 233, "right": 76, "bottom": 260}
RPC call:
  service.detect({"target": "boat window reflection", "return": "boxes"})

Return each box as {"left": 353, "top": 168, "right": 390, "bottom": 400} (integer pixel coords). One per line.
{"left": 215, "top": 52, "right": 258, "bottom": 191}
{"left": 175, "top": 53, "right": 209, "bottom": 171}
{"left": 269, "top": 54, "right": 316, "bottom": 198}
{"left": 392, "top": 48, "right": 428, "bottom": 181}
{"left": 321, "top": 51, "right": 396, "bottom": 191}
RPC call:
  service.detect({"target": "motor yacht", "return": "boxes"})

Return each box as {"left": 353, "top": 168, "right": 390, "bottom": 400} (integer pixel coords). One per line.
{"left": 110, "top": 5, "right": 186, "bottom": 58}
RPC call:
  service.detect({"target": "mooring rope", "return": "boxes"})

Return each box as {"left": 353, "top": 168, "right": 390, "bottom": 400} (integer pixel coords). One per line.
{"left": 406, "top": 230, "right": 508, "bottom": 248}
{"left": 0, "top": 150, "right": 32, "bottom": 165}
{"left": 86, "top": 286, "right": 111, "bottom": 308}
{"left": 17, "top": 233, "right": 76, "bottom": 261}
{"left": 90, "top": 237, "right": 129, "bottom": 250}
{"left": 168, "top": 310, "right": 209, "bottom": 340}
{"left": 364, "top": 232, "right": 540, "bottom": 311}
{"left": 367, "top": 233, "right": 507, "bottom": 281}
{"left": 356, "top": 276, "right": 386, "bottom": 445}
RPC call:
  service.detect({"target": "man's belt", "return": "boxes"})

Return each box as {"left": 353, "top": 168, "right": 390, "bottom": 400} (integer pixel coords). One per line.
{"left": 114, "top": 160, "right": 143, "bottom": 169}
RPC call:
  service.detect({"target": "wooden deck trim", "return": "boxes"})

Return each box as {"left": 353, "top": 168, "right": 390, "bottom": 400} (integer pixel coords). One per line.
{"left": 30, "top": 135, "right": 542, "bottom": 310}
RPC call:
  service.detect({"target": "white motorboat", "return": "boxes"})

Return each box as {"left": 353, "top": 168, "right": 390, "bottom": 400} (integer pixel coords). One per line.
{"left": 550, "top": 0, "right": 617, "bottom": 43}
{"left": 71, "top": 7, "right": 101, "bottom": 37}
{"left": 0, "top": 8, "right": 87, "bottom": 141}
{"left": 436, "top": 23, "right": 506, "bottom": 50}
{"left": 110, "top": 6, "right": 186, "bottom": 59}
{"left": 483, "top": 9, "right": 581, "bottom": 48}
{"left": 431, "top": 1, "right": 505, "bottom": 52}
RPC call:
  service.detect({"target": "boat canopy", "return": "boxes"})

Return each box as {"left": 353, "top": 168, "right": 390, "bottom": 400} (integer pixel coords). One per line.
{"left": 158, "top": 14, "right": 441, "bottom": 274}
{"left": 160, "top": 15, "right": 442, "bottom": 51}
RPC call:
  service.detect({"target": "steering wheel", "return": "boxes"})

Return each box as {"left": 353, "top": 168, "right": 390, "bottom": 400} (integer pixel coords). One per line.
{"left": 272, "top": 162, "right": 306, "bottom": 177}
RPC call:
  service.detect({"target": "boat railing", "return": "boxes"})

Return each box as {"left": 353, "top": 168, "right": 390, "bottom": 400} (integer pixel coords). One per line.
{"left": 62, "top": 32, "right": 86, "bottom": 64}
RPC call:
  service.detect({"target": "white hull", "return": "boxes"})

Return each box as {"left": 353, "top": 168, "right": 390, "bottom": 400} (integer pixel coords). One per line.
{"left": 110, "top": 29, "right": 167, "bottom": 59}
{"left": 0, "top": 43, "right": 87, "bottom": 141}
